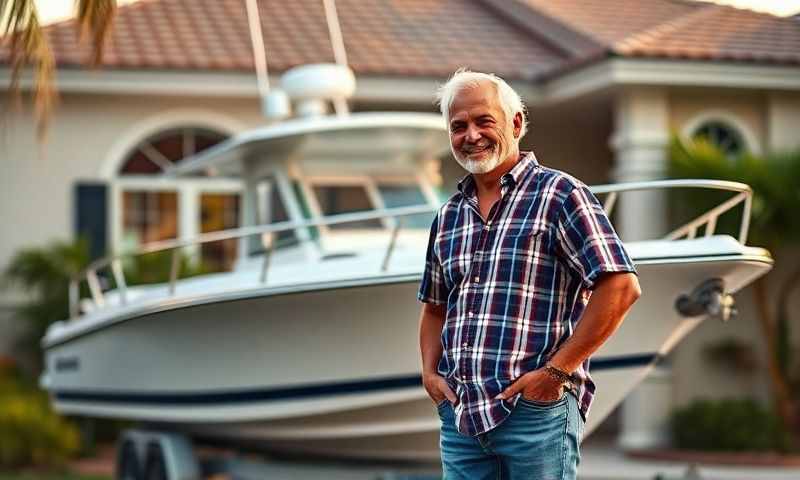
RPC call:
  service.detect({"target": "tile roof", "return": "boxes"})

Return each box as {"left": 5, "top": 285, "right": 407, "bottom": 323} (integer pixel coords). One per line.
{"left": 616, "top": 4, "right": 800, "bottom": 64}
{"left": 523, "top": 0, "right": 800, "bottom": 67}
{"left": 0, "top": 0, "right": 567, "bottom": 79}
{"left": 523, "top": 0, "right": 703, "bottom": 47}
{"left": 1, "top": 0, "right": 799, "bottom": 80}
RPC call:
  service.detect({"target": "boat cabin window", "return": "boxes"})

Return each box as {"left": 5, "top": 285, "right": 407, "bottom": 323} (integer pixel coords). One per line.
{"left": 375, "top": 183, "right": 431, "bottom": 229}
{"left": 311, "top": 185, "right": 383, "bottom": 230}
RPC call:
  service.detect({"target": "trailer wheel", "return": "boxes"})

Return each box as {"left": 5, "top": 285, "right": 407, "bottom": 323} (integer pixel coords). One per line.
{"left": 116, "top": 439, "right": 142, "bottom": 480}
{"left": 144, "top": 442, "right": 169, "bottom": 480}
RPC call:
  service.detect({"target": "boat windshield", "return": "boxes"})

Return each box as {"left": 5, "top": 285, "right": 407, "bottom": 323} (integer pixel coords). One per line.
{"left": 248, "top": 172, "right": 435, "bottom": 256}
{"left": 300, "top": 175, "right": 434, "bottom": 231}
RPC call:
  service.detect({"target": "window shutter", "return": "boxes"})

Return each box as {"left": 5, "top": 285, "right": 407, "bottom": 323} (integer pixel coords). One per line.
{"left": 74, "top": 182, "right": 108, "bottom": 261}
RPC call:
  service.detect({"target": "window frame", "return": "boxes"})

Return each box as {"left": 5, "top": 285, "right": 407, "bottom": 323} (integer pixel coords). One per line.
{"left": 681, "top": 110, "right": 761, "bottom": 156}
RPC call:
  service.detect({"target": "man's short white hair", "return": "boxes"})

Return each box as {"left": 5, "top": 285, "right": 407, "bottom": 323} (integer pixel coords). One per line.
{"left": 436, "top": 68, "right": 528, "bottom": 138}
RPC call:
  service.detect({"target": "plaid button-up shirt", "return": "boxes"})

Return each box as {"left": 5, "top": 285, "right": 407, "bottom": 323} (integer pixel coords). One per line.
{"left": 418, "top": 151, "right": 637, "bottom": 436}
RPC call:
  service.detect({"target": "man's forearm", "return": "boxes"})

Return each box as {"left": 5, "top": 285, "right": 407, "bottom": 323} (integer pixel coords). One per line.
{"left": 549, "top": 273, "right": 641, "bottom": 374}
{"left": 419, "top": 303, "right": 446, "bottom": 375}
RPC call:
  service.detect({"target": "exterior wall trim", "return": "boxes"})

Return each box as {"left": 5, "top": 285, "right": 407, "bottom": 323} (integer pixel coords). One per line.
{"left": 7, "top": 60, "right": 797, "bottom": 106}
{"left": 0, "top": 68, "right": 540, "bottom": 105}
{"left": 544, "top": 59, "right": 800, "bottom": 102}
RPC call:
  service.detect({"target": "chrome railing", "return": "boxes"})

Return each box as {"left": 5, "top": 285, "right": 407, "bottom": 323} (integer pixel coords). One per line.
{"left": 591, "top": 179, "right": 752, "bottom": 243}
{"left": 68, "top": 179, "right": 752, "bottom": 319}
{"left": 68, "top": 205, "right": 437, "bottom": 319}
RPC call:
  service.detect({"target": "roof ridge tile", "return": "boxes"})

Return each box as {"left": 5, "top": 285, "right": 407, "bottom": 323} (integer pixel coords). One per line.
{"left": 479, "top": 0, "right": 603, "bottom": 60}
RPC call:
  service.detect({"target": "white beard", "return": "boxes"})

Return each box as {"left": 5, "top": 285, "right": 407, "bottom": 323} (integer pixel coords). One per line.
{"left": 453, "top": 147, "right": 503, "bottom": 174}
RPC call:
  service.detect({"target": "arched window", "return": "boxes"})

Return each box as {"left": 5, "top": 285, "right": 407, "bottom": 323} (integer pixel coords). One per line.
{"left": 120, "top": 127, "right": 227, "bottom": 174}
{"left": 118, "top": 127, "right": 240, "bottom": 271}
{"left": 691, "top": 120, "right": 746, "bottom": 158}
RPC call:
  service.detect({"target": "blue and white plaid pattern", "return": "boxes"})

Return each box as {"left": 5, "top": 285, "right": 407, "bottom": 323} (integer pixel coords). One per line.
{"left": 418, "top": 151, "right": 637, "bottom": 436}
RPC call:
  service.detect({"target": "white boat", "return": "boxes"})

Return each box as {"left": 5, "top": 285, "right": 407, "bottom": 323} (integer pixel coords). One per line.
{"left": 40, "top": 102, "right": 772, "bottom": 462}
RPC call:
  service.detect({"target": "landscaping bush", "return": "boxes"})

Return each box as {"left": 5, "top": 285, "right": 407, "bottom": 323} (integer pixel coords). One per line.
{"left": 0, "top": 367, "right": 80, "bottom": 468}
{"left": 671, "top": 398, "right": 792, "bottom": 452}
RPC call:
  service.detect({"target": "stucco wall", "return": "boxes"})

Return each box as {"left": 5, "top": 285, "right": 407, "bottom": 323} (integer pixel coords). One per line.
{"left": 526, "top": 98, "right": 616, "bottom": 186}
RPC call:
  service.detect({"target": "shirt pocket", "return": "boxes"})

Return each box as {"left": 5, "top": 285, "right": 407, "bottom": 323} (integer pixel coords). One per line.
{"left": 496, "top": 223, "right": 550, "bottom": 287}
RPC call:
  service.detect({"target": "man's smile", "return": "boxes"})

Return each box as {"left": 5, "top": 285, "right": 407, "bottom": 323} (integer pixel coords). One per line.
{"left": 461, "top": 142, "right": 494, "bottom": 156}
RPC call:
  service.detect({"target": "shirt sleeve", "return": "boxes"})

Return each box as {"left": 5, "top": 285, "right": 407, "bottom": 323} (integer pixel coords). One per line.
{"left": 555, "top": 184, "right": 637, "bottom": 289}
{"left": 417, "top": 213, "right": 448, "bottom": 305}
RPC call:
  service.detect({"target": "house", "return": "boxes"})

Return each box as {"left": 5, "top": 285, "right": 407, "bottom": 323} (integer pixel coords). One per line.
{"left": 2, "top": 0, "right": 799, "bottom": 448}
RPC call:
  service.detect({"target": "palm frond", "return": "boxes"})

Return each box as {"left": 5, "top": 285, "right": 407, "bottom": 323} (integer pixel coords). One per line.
{"left": 1, "top": 0, "right": 116, "bottom": 146}
{"left": 1, "top": 0, "right": 55, "bottom": 141}
{"left": 77, "top": 0, "right": 116, "bottom": 66}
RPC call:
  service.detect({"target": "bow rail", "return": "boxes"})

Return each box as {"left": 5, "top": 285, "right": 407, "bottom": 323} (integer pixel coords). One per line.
{"left": 68, "top": 179, "right": 752, "bottom": 320}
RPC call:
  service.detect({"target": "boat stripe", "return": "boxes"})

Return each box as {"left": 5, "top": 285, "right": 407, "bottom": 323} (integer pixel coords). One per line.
{"left": 53, "top": 353, "right": 660, "bottom": 406}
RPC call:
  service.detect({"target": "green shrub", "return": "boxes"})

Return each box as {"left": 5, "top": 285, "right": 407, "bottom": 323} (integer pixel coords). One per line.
{"left": 123, "top": 249, "right": 213, "bottom": 286}
{"left": 0, "top": 374, "right": 80, "bottom": 468}
{"left": 671, "top": 398, "right": 792, "bottom": 452}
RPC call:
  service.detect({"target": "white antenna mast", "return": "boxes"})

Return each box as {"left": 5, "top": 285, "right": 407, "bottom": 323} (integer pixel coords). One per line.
{"left": 245, "top": 0, "right": 270, "bottom": 102}
{"left": 245, "top": 0, "right": 290, "bottom": 120}
{"left": 322, "top": 0, "right": 351, "bottom": 116}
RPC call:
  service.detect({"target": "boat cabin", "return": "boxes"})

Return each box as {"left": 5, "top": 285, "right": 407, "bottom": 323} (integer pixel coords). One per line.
{"left": 169, "top": 112, "right": 451, "bottom": 261}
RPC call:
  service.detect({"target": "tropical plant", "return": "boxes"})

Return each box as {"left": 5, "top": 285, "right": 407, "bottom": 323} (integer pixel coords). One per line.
{"left": 669, "top": 135, "right": 800, "bottom": 440}
{"left": 671, "top": 398, "right": 791, "bottom": 452}
{"left": 1, "top": 0, "right": 116, "bottom": 142}
{"left": 1, "top": 237, "right": 211, "bottom": 375}
{"left": 0, "top": 238, "right": 90, "bottom": 373}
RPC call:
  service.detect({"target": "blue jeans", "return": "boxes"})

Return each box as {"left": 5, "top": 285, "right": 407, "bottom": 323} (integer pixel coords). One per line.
{"left": 437, "top": 392, "right": 584, "bottom": 480}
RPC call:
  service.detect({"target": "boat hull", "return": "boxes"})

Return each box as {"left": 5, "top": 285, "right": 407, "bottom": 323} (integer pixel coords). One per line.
{"left": 43, "top": 254, "right": 771, "bottom": 461}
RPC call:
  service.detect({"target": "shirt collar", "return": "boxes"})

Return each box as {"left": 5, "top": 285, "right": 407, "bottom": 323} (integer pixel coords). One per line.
{"left": 457, "top": 151, "right": 539, "bottom": 197}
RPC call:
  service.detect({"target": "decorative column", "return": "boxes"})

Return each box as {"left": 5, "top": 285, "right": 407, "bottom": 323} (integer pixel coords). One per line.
{"left": 609, "top": 86, "right": 670, "bottom": 240}
{"left": 767, "top": 92, "right": 800, "bottom": 153}
{"left": 610, "top": 86, "right": 673, "bottom": 450}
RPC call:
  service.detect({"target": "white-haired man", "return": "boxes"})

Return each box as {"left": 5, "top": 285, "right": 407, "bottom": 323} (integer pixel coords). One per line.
{"left": 417, "top": 69, "right": 641, "bottom": 479}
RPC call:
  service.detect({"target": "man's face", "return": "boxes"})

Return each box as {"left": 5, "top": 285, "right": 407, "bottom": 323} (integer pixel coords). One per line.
{"left": 448, "top": 82, "right": 518, "bottom": 175}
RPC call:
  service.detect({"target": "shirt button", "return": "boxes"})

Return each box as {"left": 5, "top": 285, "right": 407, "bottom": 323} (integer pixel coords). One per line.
{"left": 473, "top": 276, "right": 480, "bottom": 282}
{"left": 462, "top": 342, "right": 469, "bottom": 349}
{"left": 468, "top": 311, "right": 475, "bottom": 317}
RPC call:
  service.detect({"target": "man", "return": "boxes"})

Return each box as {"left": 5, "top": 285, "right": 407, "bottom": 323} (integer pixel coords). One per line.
{"left": 417, "top": 69, "right": 641, "bottom": 479}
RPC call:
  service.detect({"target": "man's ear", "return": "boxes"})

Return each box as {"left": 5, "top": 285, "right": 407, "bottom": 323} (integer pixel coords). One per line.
{"left": 513, "top": 112, "right": 523, "bottom": 138}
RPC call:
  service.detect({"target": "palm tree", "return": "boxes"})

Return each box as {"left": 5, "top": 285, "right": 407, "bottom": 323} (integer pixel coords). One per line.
{"left": 1, "top": 0, "right": 116, "bottom": 142}
{"left": 669, "top": 135, "right": 800, "bottom": 439}
{"left": 0, "top": 238, "right": 90, "bottom": 374}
